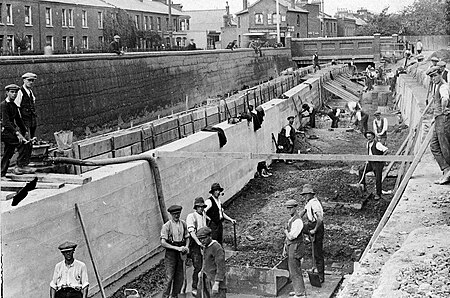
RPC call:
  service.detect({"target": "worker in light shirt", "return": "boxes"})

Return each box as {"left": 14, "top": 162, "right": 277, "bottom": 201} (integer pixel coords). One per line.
{"left": 373, "top": 111, "right": 388, "bottom": 145}
{"left": 347, "top": 101, "right": 368, "bottom": 135}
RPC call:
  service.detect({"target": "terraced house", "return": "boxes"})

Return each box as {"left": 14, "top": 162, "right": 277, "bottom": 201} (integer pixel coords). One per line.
{"left": 0, "top": 0, "right": 188, "bottom": 54}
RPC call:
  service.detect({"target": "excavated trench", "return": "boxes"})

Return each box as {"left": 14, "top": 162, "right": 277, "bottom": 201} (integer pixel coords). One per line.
{"left": 111, "top": 84, "right": 409, "bottom": 298}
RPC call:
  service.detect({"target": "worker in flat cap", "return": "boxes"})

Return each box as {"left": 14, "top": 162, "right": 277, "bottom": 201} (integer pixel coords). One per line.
{"left": 348, "top": 101, "right": 369, "bottom": 135}
{"left": 205, "top": 183, "right": 235, "bottom": 245}
{"left": 301, "top": 102, "right": 316, "bottom": 129}
{"left": 196, "top": 227, "right": 227, "bottom": 298}
{"left": 109, "top": 35, "right": 124, "bottom": 55}
{"left": 437, "top": 61, "right": 448, "bottom": 83}
{"left": 1, "top": 84, "right": 32, "bottom": 177}
{"left": 186, "top": 197, "right": 208, "bottom": 296}
{"left": 278, "top": 116, "right": 296, "bottom": 164}
{"left": 161, "top": 205, "right": 190, "bottom": 298}
{"left": 283, "top": 199, "right": 306, "bottom": 297}
{"left": 50, "top": 241, "right": 89, "bottom": 298}
{"left": 13, "top": 72, "right": 38, "bottom": 174}
{"left": 373, "top": 110, "right": 388, "bottom": 145}
{"left": 299, "top": 184, "right": 325, "bottom": 284}
{"left": 358, "top": 131, "right": 388, "bottom": 200}
{"left": 426, "top": 58, "right": 441, "bottom": 105}
{"left": 426, "top": 66, "right": 450, "bottom": 184}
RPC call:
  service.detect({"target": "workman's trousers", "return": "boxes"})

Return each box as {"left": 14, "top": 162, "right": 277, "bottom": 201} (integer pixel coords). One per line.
{"left": 309, "top": 110, "right": 316, "bottom": 128}
{"left": 189, "top": 241, "right": 203, "bottom": 291}
{"left": 209, "top": 220, "right": 224, "bottom": 245}
{"left": 430, "top": 115, "right": 450, "bottom": 172}
{"left": 287, "top": 242, "right": 306, "bottom": 295}
{"left": 359, "top": 161, "right": 384, "bottom": 196}
{"left": 1, "top": 141, "right": 32, "bottom": 176}
{"left": 359, "top": 114, "right": 369, "bottom": 135}
{"left": 328, "top": 112, "right": 339, "bottom": 128}
{"left": 55, "top": 288, "right": 83, "bottom": 298}
{"left": 23, "top": 116, "right": 37, "bottom": 139}
{"left": 305, "top": 222, "right": 325, "bottom": 281}
{"left": 197, "top": 273, "right": 227, "bottom": 298}
{"left": 162, "top": 249, "right": 185, "bottom": 298}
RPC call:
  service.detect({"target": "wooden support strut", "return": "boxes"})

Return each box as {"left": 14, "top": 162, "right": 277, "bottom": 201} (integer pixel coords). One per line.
{"left": 153, "top": 151, "right": 414, "bottom": 162}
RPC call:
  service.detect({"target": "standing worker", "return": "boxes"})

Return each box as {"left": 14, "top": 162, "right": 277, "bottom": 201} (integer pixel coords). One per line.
{"left": 197, "top": 227, "right": 227, "bottom": 298}
{"left": 373, "top": 111, "right": 388, "bottom": 145}
{"left": 301, "top": 103, "right": 316, "bottom": 128}
{"left": 279, "top": 116, "right": 296, "bottom": 164}
{"left": 327, "top": 107, "right": 341, "bottom": 128}
{"left": 1, "top": 84, "right": 32, "bottom": 176}
{"left": 161, "top": 205, "right": 190, "bottom": 298}
{"left": 358, "top": 131, "right": 389, "bottom": 200}
{"left": 205, "top": 183, "right": 236, "bottom": 245}
{"left": 15, "top": 72, "right": 38, "bottom": 139}
{"left": 426, "top": 66, "right": 450, "bottom": 184}
{"left": 416, "top": 39, "right": 423, "bottom": 54}
{"left": 437, "top": 61, "right": 449, "bottom": 83}
{"left": 312, "top": 51, "right": 320, "bottom": 71}
{"left": 299, "top": 184, "right": 325, "bottom": 284}
{"left": 349, "top": 103, "right": 369, "bottom": 135}
{"left": 186, "top": 197, "right": 208, "bottom": 296}
{"left": 283, "top": 199, "right": 306, "bottom": 298}
{"left": 426, "top": 57, "right": 440, "bottom": 105}
{"left": 49, "top": 241, "right": 89, "bottom": 298}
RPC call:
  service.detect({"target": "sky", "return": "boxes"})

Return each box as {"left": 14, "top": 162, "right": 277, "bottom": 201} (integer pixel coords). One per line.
{"left": 177, "top": 0, "right": 417, "bottom": 15}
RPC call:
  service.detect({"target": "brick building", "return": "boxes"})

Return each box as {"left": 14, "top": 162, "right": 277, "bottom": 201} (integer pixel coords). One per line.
{"left": 337, "top": 17, "right": 356, "bottom": 37}
{"left": 183, "top": 8, "right": 225, "bottom": 50}
{"left": 0, "top": 0, "right": 187, "bottom": 54}
{"left": 223, "top": 0, "right": 309, "bottom": 48}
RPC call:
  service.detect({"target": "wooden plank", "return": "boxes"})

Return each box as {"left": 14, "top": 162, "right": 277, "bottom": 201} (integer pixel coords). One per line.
{"left": 361, "top": 122, "right": 435, "bottom": 260}
{"left": 153, "top": 118, "right": 179, "bottom": 135}
{"left": 1, "top": 191, "right": 15, "bottom": 201}
{"left": 154, "top": 151, "right": 414, "bottom": 162}
{"left": 113, "top": 130, "right": 142, "bottom": 149}
{"left": 131, "top": 142, "right": 142, "bottom": 155}
{"left": 1, "top": 181, "right": 65, "bottom": 191}
{"left": 381, "top": 133, "right": 410, "bottom": 182}
{"left": 77, "top": 138, "right": 112, "bottom": 159}
{"left": 5, "top": 173, "right": 91, "bottom": 185}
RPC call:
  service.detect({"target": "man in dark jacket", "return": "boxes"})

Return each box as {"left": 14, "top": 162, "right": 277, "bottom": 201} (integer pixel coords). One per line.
{"left": 109, "top": 35, "right": 124, "bottom": 55}
{"left": 197, "top": 227, "right": 227, "bottom": 298}
{"left": 1, "top": 84, "right": 32, "bottom": 176}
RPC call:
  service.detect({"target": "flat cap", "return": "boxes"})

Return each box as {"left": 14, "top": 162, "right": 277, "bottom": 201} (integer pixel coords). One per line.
{"left": 5, "top": 84, "right": 20, "bottom": 91}
{"left": 426, "top": 66, "right": 442, "bottom": 76}
{"left": 287, "top": 116, "right": 295, "bottom": 120}
{"left": 58, "top": 241, "right": 77, "bottom": 252}
{"left": 301, "top": 184, "right": 315, "bottom": 195}
{"left": 196, "top": 227, "right": 212, "bottom": 238}
{"left": 437, "top": 61, "right": 446, "bottom": 67}
{"left": 193, "top": 197, "right": 207, "bottom": 208}
{"left": 21, "top": 72, "right": 37, "bottom": 79}
{"left": 373, "top": 111, "right": 381, "bottom": 116}
{"left": 285, "top": 199, "right": 298, "bottom": 207}
{"left": 167, "top": 205, "right": 182, "bottom": 213}
{"left": 114, "top": 35, "right": 120, "bottom": 39}
{"left": 431, "top": 57, "right": 439, "bottom": 62}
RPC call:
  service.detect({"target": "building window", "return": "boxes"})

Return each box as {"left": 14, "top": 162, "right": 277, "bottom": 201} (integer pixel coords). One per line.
{"left": 82, "top": 36, "right": 88, "bottom": 49}
{"left": 68, "top": 9, "right": 74, "bottom": 27}
{"left": 144, "top": 16, "right": 148, "bottom": 30}
{"left": 97, "top": 12, "right": 103, "bottom": 29}
{"left": 238, "top": 17, "right": 240, "bottom": 28}
{"left": 82, "top": 10, "right": 88, "bottom": 28}
{"left": 98, "top": 36, "right": 104, "bottom": 47}
{"left": 149, "top": 16, "right": 153, "bottom": 30}
{"left": 62, "top": 9, "right": 67, "bottom": 27}
{"left": 297, "top": 15, "right": 300, "bottom": 26}
{"left": 135, "top": 15, "right": 140, "bottom": 29}
{"left": 186, "top": 19, "right": 189, "bottom": 30}
{"left": 46, "top": 36, "right": 53, "bottom": 49}
{"left": 69, "top": 36, "right": 74, "bottom": 48}
{"left": 25, "top": 6, "right": 32, "bottom": 25}
{"left": 157, "top": 17, "right": 161, "bottom": 31}
{"left": 180, "top": 19, "right": 185, "bottom": 31}
{"left": 272, "top": 13, "right": 277, "bottom": 24}
{"left": 62, "top": 36, "right": 67, "bottom": 50}
{"left": 6, "top": 4, "right": 13, "bottom": 24}
{"left": 45, "top": 8, "right": 52, "bottom": 26}
{"left": 7, "top": 35, "right": 14, "bottom": 51}
{"left": 281, "top": 15, "right": 286, "bottom": 22}
{"left": 173, "top": 18, "right": 177, "bottom": 31}
{"left": 26, "top": 35, "right": 33, "bottom": 50}
{"left": 267, "top": 14, "right": 272, "bottom": 25}
{"left": 255, "top": 13, "right": 263, "bottom": 24}
{"left": 165, "top": 18, "right": 169, "bottom": 30}
{"left": 0, "top": 3, "right": 3, "bottom": 24}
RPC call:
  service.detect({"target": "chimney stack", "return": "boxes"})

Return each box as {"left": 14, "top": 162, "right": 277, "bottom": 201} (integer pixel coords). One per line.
{"left": 243, "top": 0, "right": 248, "bottom": 10}
{"left": 291, "top": 0, "right": 295, "bottom": 9}
{"left": 226, "top": 1, "right": 230, "bottom": 15}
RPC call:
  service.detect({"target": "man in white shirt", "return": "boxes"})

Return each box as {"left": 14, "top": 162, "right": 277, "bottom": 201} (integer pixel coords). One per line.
{"left": 15, "top": 72, "right": 38, "bottom": 139}
{"left": 416, "top": 39, "right": 423, "bottom": 54}
{"left": 301, "top": 103, "right": 316, "bottom": 128}
{"left": 283, "top": 199, "right": 306, "bottom": 298}
{"left": 299, "top": 184, "right": 324, "bottom": 283}
{"left": 50, "top": 241, "right": 89, "bottom": 298}
{"left": 186, "top": 197, "right": 208, "bottom": 296}
{"left": 358, "top": 131, "right": 389, "bottom": 200}
{"left": 373, "top": 111, "right": 388, "bottom": 145}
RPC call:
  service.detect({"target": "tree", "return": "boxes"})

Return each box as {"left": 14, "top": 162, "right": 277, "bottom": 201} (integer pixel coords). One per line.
{"left": 445, "top": 0, "right": 450, "bottom": 34}
{"left": 356, "top": 7, "right": 403, "bottom": 36}
{"left": 103, "top": 9, "right": 138, "bottom": 49}
{"left": 400, "top": 0, "right": 448, "bottom": 35}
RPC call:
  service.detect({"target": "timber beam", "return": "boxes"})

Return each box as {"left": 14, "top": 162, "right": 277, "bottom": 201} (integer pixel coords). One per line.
{"left": 153, "top": 151, "right": 414, "bottom": 162}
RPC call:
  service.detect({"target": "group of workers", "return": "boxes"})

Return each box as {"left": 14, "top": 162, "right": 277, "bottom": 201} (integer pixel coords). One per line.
{"left": 1, "top": 72, "right": 39, "bottom": 177}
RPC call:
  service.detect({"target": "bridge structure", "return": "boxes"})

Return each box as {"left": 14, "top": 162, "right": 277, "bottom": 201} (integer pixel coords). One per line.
{"left": 289, "top": 33, "right": 404, "bottom": 66}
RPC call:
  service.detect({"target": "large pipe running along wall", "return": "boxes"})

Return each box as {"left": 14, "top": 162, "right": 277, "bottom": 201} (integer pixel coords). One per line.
{"left": 1, "top": 65, "right": 347, "bottom": 298}
{"left": 0, "top": 48, "right": 294, "bottom": 140}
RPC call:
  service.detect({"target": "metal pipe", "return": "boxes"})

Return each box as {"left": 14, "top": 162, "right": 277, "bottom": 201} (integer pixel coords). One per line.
{"left": 52, "top": 154, "right": 169, "bottom": 223}
{"left": 276, "top": 0, "right": 280, "bottom": 44}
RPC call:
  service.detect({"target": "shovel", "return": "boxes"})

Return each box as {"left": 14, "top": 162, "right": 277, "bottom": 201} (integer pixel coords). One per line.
{"left": 307, "top": 235, "right": 322, "bottom": 288}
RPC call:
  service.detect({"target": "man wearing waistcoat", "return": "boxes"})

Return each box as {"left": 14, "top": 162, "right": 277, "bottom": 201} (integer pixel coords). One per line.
{"left": 373, "top": 111, "right": 388, "bottom": 145}
{"left": 358, "top": 131, "right": 388, "bottom": 200}
{"left": 1, "top": 84, "right": 31, "bottom": 176}
{"left": 426, "top": 66, "right": 450, "bottom": 184}
{"left": 205, "top": 183, "right": 236, "bottom": 245}
{"left": 161, "top": 205, "right": 190, "bottom": 298}
{"left": 283, "top": 199, "right": 306, "bottom": 298}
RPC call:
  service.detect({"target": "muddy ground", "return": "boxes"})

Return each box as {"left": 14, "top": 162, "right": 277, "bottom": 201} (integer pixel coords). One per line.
{"left": 111, "top": 119, "right": 408, "bottom": 297}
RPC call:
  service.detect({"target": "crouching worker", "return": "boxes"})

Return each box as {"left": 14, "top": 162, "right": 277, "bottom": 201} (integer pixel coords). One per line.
{"left": 283, "top": 199, "right": 306, "bottom": 298}
{"left": 161, "top": 205, "right": 190, "bottom": 298}
{"left": 197, "top": 227, "right": 227, "bottom": 298}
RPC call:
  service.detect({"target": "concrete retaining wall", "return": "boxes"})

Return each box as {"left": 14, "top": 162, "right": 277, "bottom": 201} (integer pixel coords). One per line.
{"left": 1, "top": 65, "right": 347, "bottom": 298}
{"left": 0, "top": 48, "right": 295, "bottom": 140}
